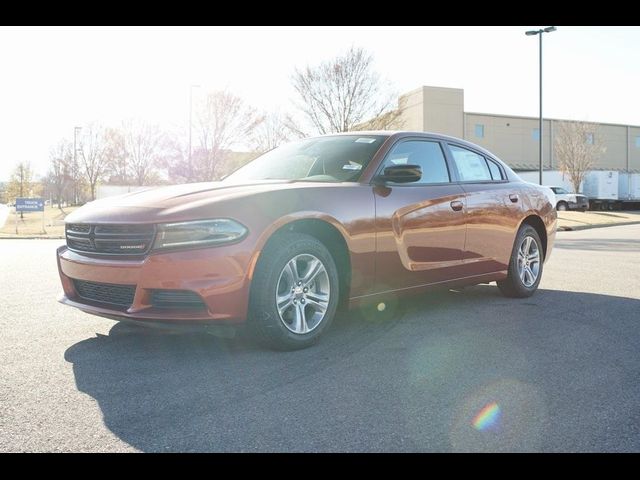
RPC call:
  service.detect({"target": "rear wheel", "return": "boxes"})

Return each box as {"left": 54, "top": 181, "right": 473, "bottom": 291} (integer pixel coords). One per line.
{"left": 248, "top": 232, "right": 339, "bottom": 350}
{"left": 497, "top": 224, "right": 543, "bottom": 298}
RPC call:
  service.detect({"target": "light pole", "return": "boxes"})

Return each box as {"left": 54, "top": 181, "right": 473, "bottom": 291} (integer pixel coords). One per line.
{"left": 188, "top": 84, "right": 201, "bottom": 182}
{"left": 73, "top": 126, "right": 82, "bottom": 205}
{"left": 526, "top": 26, "right": 556, "bottom": 185}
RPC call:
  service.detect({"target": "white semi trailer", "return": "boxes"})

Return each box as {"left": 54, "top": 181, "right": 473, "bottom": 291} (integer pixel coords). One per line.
{"left": 619, "top": 173, "right": 640, "bottom": 201}
{"left": 516, "top": 170, "right": 640, "bottom": 210}
{"left": 583, "top": 171, "right": 618, "bottom": 210}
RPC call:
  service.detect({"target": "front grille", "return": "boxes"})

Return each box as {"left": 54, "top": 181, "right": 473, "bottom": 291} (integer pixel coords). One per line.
{"left": 73, "top": 279, "right": 136, "bottom": 308}
{"left": 151, "top": 290, "right": 206, "bottom": 309}
{"left": 66, "top": 223, "right": 156, "bottom": 255}
{"left": 576, "top": 195, "right": 588, "bottom": 203}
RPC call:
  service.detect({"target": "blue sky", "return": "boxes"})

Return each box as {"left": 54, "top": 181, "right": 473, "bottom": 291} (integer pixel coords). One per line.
{"left": 1, "top": 26, "right": 639, "bottom": 181}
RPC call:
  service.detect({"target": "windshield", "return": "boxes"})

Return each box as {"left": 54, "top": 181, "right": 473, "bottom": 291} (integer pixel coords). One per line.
{"left": 223, "top": 135, "right": 386, "bottom": 183}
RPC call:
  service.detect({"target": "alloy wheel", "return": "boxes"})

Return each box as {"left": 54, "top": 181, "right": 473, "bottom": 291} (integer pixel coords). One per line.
{"left": 517, "top": 235, "right": 541, "bottom": 287}
{"left": 275, "top": 254, "right": 330, "bottom": 334}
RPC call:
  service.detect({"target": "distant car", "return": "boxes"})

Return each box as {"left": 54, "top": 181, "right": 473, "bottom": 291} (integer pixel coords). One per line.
{"left": 57, "top": 131, "right": 557, "bottom": 350}
{"left": 550, "top": 186, "right": 588, "bottom": 211}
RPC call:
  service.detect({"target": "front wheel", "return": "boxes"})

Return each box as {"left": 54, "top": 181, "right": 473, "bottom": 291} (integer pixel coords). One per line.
{"left": 248, "top": 232, "right": 339, "bottom": 350}
{"left": 497, "top": 224, "right": 543, "bottom": 298}
{"left": 556, "top": 201, "right": 568, "bottom": 211}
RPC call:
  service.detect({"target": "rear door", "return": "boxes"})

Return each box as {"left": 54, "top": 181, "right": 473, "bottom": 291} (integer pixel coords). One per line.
{"left": 445, "top": 143, "right": 522, "bottom": 274}
{"left": 374, "top": 138, "right": 467, "bottom": 292}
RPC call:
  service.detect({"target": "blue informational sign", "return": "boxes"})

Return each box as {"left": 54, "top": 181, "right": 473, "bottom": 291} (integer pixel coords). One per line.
{"left": 16, "top": 198, "right": 44, "bottom": 212}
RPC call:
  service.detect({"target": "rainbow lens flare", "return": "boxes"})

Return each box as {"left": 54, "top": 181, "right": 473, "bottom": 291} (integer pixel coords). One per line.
{"left": 472, "top": 402, "right": 501, "bottom": 431}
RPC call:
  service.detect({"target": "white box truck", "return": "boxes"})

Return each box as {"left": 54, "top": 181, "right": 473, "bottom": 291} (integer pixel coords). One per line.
{"left": 618, "top": 173, "right": 640, "bottom": 201}
{"left": 583, "top": 171, "right": 618, "bottom": 210}
{"left": 518, "top": 169, "right": 640, "bottom": 210}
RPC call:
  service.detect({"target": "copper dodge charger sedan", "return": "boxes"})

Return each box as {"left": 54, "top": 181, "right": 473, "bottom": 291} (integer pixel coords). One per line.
{"left": 57, "top": 132, "right": 556, "bottom": 349}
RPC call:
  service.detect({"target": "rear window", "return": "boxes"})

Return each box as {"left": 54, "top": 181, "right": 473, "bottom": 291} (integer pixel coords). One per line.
{"left": 486, "top": 158, "right": 504, "bottom": 180}
{"left": 449, "top": 145, "right": 492, "bottom": 182}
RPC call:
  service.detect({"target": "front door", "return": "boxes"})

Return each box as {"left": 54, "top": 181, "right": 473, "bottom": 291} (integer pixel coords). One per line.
{"left": 374, "top": 139, "right": 467, "bottom": 292}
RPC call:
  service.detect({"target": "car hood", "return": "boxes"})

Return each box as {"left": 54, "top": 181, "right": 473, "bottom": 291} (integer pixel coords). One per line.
{"left": 65, "top": 180, "right": 318, "bottom": 224}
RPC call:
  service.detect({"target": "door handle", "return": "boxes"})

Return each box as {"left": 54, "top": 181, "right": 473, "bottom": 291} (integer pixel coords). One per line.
{"left": 509, "top": 194, "right": 519, "bottom": 203}
{"left": 450, "top": 200, "right": 464, "bottom": 211}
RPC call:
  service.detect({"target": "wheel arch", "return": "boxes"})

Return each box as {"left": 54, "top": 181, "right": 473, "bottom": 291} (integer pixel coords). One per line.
{"left": 251, "top": 213, "right": 352, "bottom": 305}
{"left": 518, "top": 214, "right": 548, "bottom": 260}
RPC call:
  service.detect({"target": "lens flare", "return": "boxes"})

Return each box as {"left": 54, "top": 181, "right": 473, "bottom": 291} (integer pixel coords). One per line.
{"left": 472, "top": 402, "right": 501, "bottom": 431}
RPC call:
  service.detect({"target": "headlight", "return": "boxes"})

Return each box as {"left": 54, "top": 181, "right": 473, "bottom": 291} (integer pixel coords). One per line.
{"left": 153, "top": 219, "right": 248, "bottom": 250}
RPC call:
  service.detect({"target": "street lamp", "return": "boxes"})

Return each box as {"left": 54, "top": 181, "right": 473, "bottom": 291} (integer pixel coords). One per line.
{"left": 188, "top": 84, "right": 201, "bottom": 182}
{"left": 525, "top": 26, "right": 557, "bottom": 185}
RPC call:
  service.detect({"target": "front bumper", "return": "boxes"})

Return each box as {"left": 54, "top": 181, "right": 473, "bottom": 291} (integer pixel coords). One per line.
{"left": 568, "top": 202, "right": 589, "bottom": 210}
{"left": 57, "top": 243, "right": 257, "bottom": 324}
{"left": 568, "top": 197, "right": 589, "bottom": 210}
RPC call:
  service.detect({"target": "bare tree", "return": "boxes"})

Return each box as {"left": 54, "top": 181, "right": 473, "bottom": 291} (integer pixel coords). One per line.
{"left": 291, "top": 46, "right": 400, "bottom": 134}
{"left": 5, "top": 162, "right": 37, "bottom": 218}
{"left": 122, "top": 120, "right": 165, "bottom": 186}
{"left": 216, "top": 151, "right": 261, "bottom": 179}
{"left": 555, "top": 121, "right": 606, "bottom": 193}
{"left": 195, "top": 90, "right": 262, "bottom": 181}
{"left": 48, "top": 140, "right": 72, "bottom": 210}
{"left": 104, "top": 127, "right": 129, "bottom": 184}
{"left": 353, "top": 108, "right": 404, "bottom": 131}
{"left": 78, "top": 124, "right": 108, "bottom": 200}
{"left": 157, "top": 130, "right": 192, "bottom": 184}
{"left": 249, "top": 112, "right": 293, "bottom": 153}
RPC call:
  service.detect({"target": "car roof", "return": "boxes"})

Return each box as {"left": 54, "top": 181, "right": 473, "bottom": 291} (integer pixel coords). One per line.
{"left": 319, "top": 130, "right": 461, "bottom": 141}
{"left": 316, "top": 130, "right": 502, "bottom": 160}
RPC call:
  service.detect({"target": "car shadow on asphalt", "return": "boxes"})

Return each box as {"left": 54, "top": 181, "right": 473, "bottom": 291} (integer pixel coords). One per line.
{"left": 64, "top": 285, "right": 640, "bottom": 452}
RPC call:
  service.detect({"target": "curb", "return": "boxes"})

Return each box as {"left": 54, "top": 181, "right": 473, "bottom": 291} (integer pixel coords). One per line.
{"left": 558, "top": 220, "right": 640, "bottom": 232}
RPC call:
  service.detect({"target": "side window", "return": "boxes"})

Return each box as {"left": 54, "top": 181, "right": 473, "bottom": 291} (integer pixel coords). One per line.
{"left": 449, "top": 144, "right": 492, "bottom": 182}
{"left": 486, "top": 158, "right": 504, "bottom": 180}
{"left": 383, "top": 140, "right": 450, "bottom": 184}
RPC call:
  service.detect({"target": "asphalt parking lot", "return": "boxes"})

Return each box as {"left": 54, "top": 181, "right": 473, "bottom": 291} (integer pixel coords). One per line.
{"left": 1, "top": 225, "right": 639, "bottom": 452}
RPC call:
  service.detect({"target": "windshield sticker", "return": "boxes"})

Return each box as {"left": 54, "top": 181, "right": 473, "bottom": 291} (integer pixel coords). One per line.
{"left": 342, "top": 163, "right": 362, "bottom": 171}
{"left": 355, "top": 138, "right": 377, "bottom": 143}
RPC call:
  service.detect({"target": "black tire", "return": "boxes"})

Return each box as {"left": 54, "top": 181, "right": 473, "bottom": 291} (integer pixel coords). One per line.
{"left": 497, "top": 224, "right": 544, "bottom": 298}
{"left": 556, "top": 201, "right": 568, "bottom": 211}
{"left": 248, "top": 232, "right": 340, "bottom": 350}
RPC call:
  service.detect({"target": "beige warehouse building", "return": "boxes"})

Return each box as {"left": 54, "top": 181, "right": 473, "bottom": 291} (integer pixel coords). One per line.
{"left": 392, "top": 86, "right": 640, "bottom": 172}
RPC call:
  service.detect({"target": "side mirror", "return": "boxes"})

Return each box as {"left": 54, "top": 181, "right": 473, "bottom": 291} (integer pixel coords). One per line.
{"left": 377, "top": 164, "right": 422, "bottom": 184}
